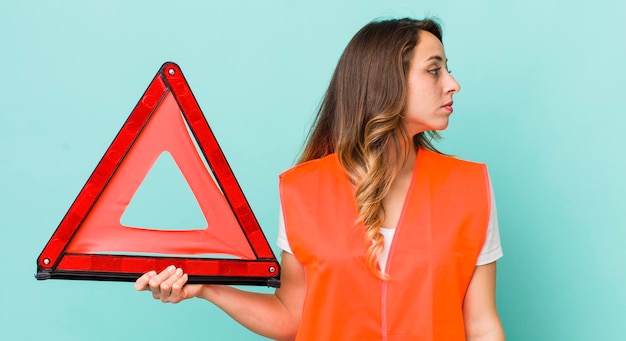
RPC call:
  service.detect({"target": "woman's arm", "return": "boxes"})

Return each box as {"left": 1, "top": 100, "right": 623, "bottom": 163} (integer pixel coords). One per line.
{"left": 134, "top": 251, "right": 306, "bottom": 341}
{"left": 463, "top": 262, "right": 505, "bottom": 341}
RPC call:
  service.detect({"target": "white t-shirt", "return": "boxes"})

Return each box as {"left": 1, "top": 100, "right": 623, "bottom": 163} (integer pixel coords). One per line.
{"left": 277, "top": 175, "right": 503, "bottom": 273}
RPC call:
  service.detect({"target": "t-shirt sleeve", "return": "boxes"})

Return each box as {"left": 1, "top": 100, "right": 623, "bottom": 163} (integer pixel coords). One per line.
{"left": 475, "top": 172, "right": 504, "bottom": 265}
{"left": 276, "top": 202, "right": 293, "bottom": 254}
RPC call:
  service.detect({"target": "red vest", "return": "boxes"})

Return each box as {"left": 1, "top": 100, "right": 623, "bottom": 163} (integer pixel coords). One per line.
{"left": 279, "top": 149, "right": 491, "bottom": 340}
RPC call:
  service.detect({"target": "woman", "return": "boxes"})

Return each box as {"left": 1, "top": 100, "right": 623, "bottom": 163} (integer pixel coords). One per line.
{"left": 135, "top": 17, "right": 505, "bottom": 340}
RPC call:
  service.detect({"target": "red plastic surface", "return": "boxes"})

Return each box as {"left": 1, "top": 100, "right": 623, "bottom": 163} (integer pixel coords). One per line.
{"left": 36, "top": 62, "right": 279, "bottom": 285}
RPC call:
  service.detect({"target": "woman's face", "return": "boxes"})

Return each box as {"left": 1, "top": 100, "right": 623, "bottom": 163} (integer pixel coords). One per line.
{"left": 403, "top": 30, "right": 460, "bottom": 136}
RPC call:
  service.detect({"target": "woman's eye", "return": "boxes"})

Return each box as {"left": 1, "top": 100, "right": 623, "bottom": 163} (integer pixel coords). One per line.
{"left": 429, "top": 67, "right": 442, "bottom": 75}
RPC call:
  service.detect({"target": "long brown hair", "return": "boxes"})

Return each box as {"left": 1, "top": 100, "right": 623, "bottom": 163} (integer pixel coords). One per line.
{"left": 299, "top": 18, "right": 444, "bottom": 278}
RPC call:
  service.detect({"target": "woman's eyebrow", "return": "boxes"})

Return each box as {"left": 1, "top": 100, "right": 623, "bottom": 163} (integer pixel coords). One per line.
{"left": 425, "top": 55, "right": 447, "bottom": 63}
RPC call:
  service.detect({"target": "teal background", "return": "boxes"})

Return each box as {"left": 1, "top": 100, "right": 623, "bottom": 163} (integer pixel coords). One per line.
{"left": 2, "top": 1, "right": 625, "bottom": 340}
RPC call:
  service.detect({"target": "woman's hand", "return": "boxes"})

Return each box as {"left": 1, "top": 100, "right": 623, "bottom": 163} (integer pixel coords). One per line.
{"left": 134, "top": 265, "right": 204, "bottom": 303}
{"left": 133, "top": 253, "right": 305, "bottom": 340}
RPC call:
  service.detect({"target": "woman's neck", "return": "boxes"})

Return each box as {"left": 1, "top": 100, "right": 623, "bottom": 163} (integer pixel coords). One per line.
{"left": 396, "top": 140, "right": 418, "bottom": 178}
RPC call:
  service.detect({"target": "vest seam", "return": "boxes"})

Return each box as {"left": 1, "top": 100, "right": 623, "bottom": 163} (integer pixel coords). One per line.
{"left": 381, "top": 148, "right": 423, "bottom": 340}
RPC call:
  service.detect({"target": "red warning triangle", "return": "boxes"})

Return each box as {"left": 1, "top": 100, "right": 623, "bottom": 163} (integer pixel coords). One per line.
{"left": 36, "top": 62, "right": 280, "bottom": 287}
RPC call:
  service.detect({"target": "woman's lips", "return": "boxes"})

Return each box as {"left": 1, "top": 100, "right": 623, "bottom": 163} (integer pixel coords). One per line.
{"left": 442, "top": 101, "right": 453, "bottom": 113}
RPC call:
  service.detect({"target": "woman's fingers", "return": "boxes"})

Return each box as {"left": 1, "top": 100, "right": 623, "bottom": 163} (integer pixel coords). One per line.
{"left": 147, "top": 265, "right": 175, "bottom": 299}
{"left": 134, "top": 270, "right": 157, "bottom": 291}
{"left": 134, "top": 266, "right": 196, "bottom": 303}
{"left": 158, "top": 267, "right": 185, "bottom": 302}
{"left": 168, "top": 273, "right": 191, "bottom": 303}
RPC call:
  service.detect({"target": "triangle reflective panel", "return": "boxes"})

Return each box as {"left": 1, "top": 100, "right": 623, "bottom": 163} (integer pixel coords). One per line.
{"left": 36, "top": 62, "right": 280, "bottom": 287}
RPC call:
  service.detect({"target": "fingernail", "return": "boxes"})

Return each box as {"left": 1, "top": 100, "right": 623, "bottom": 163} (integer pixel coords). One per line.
{"left": 167, "top": 265, "right": 176, "bottom": 273}
{"left": 175, "top": 268, "right": 182, "bottom": 275}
